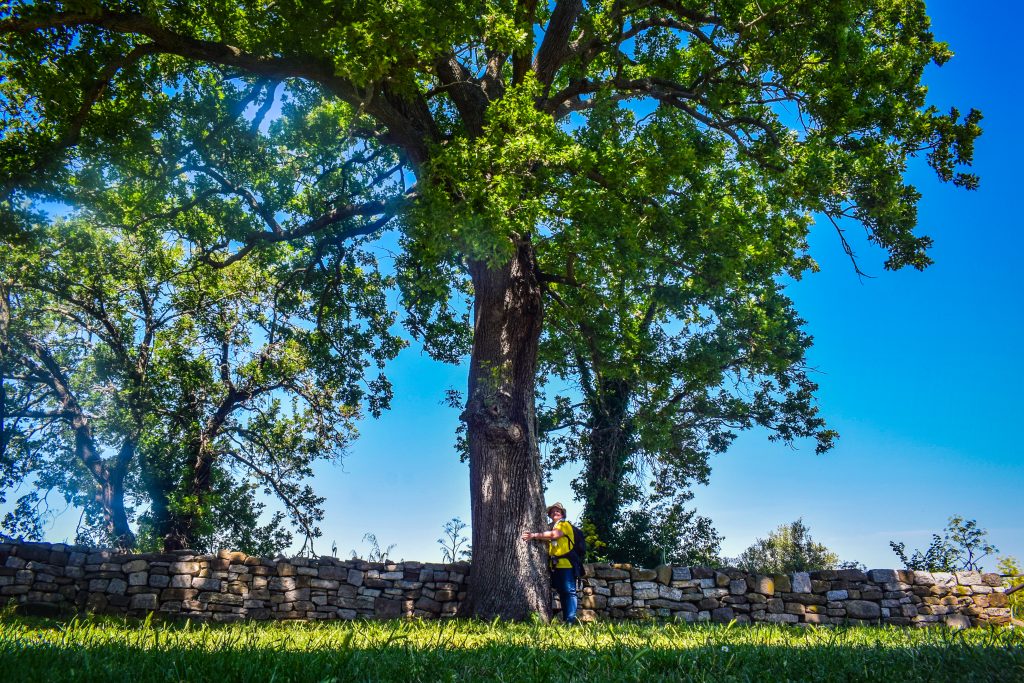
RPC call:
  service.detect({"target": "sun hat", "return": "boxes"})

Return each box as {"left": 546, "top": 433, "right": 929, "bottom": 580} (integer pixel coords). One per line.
{"left": 546, "top": 502, "right": 567, "bottom": 515}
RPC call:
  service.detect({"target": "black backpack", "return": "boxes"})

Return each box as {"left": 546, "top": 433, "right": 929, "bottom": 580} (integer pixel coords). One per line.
{"left": 549, "top": 521, "right": 587, "bottom": 579}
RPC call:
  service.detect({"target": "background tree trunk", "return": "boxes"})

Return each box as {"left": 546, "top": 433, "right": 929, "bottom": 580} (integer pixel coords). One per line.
{"left": 460, "top": 240, "right": 551, "bottom": 621}
{"left": 74, "top": 420, "right": 135, "bottom": 549}
{"left": 581, "top": 378, "right": 632, "bottom": 546}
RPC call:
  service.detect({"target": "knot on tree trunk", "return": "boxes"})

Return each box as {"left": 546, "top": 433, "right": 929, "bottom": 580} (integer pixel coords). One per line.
{"left": 461, "top": 393, "right": 525, "bottom": 444}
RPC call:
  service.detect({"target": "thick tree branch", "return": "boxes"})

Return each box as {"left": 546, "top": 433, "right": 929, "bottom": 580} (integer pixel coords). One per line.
{"left": 433, "top": 54, "right": 489, "bottom": 136}
{"left": 0, "top": 41, "right": 160, "bottom": 194}
{"left": 2, "top": 11, "right": 436, "bottom": 166}
{"left": 534, "top": 0, "right": 584, "bottom": 89}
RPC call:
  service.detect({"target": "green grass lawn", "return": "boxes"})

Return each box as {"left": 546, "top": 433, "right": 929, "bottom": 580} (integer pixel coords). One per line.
{"left": 0, "top": 615, "right": 1021, "bottom": 682}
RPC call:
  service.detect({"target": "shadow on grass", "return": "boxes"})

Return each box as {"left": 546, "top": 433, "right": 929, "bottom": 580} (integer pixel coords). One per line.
{"left": 1, "top": 617, "right": 1021, "bottom": 683}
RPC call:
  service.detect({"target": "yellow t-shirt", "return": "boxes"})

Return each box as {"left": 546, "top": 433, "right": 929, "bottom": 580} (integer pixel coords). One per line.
{"left": 548, "top": 520, "right": 575, "bottom": 569}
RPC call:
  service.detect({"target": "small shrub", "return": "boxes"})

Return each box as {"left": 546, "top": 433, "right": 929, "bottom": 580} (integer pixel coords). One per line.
{"left": 890, "top": 516, "right": 997, "bottom": 572}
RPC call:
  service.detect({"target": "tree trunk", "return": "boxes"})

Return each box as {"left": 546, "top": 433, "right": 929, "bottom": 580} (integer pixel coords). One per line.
{"left": 74, "top": 419, "right": 136, "bottom": 549}
{"left": 581, "top": 378, "right": 633, "bottom": 547}
{"left": 102, "top": 459, "right": 135, "bottom": 551}
{"left": 137, "top": 447, "right": 181, "bottom": 551}
{"left": 460, "top": 240, "right": 551, "bottom": 621}
{"left": 160, "top": 440, "right": 215, "bottom": 552}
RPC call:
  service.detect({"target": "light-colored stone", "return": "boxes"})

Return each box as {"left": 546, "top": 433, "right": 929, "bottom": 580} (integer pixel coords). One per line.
{"left": 791, "top": 572, "right": 812, "bottom": 593}
{"left": 170, "top": 574, "right": 192, "bottom": 588}
{"left": 123, "top": 560, "right": 148, "bottom": 573}
{"left": 955, "top": 571, "right": 982, "bottom": 586}
{"left": 658, "top": 585, "right": 683, "bottom": 601}
{"left": 671, "top": 567, "right": 692, "bottom": 581}
{"left": 633, "top": 585, "right": 659, "bottom": 600}
{"left": 944, "top": 614, "right": 972, "bottom": 630}
{"left": 912, "top": 571, "right": 935, "bottom": 586}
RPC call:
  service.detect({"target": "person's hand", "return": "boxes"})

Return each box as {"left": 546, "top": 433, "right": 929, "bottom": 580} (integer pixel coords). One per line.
{"left": 522, "top": 531, "right": 534, "bottom": 541}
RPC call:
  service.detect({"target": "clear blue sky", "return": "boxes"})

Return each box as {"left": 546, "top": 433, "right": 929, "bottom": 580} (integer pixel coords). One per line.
{"left": 16, "top": 0, "right": 1022, "bottom": 571}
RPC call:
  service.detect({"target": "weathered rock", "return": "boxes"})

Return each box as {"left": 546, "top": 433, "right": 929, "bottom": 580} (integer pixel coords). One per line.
{"left": 671, "top": 567, "right": 692, "bottom": 581}
{"left": 846, "top": 600, "right": 882, "bottom": 620}
{"left": 752, "top": 575, "right": 774, "bottom": 595}
{"left": 655, "top": 565, "right": 672, "bottom": 586}
{"left": 944, "top": 614, "right": 972, "bottom": 630}
{"left": 955, "top": 571, "right": 982, "bottom": 586}
{"left": 711, "top": 607, "right": 735, "bottom": 623}
{"left": 868, "top": 569, "right": 898, "bottom": 584}
{"left": 130, "top": 594, "right": 159, "bottom": 611}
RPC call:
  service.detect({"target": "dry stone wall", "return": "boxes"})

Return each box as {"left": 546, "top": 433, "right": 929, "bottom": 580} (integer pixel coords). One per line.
{"left": 0, "top": 541, "right": 1012, "bottom": 627}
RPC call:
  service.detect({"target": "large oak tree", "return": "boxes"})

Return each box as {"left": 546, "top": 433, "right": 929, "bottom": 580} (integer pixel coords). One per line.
{"left": 1, "top": 0, "right": 979, "bottom": 620}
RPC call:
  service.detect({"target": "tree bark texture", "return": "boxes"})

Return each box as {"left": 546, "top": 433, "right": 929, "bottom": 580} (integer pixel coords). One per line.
{"left": 460, "top": 241, "right": 551, "bottom": 621}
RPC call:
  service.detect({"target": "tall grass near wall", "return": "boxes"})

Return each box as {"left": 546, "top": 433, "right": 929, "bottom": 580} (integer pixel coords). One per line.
{"left": 0, "top": 615, "right": 1021, "bottom": 682}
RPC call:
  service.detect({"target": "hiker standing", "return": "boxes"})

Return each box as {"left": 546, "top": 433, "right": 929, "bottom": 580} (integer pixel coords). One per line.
{"left": 522, "top": 501, "right": 578, "bottom": 625}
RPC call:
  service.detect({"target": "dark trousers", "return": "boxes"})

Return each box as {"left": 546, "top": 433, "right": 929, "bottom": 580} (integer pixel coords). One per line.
{"left": 551, "top": 567, "right": 578, "bottom": 624}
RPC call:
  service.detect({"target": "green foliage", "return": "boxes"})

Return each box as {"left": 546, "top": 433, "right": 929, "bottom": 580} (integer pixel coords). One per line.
{"left": 890, "top": 516, "right": 998, "bottom": 572}
{"left": 996, "top": 556, "right": 1022, "bottom": 620}
{"left": 352, "top": 533, "right": 397, "bottom": 564}
{"left": 579, "top": 518, "right": 609, "bottom": 563}
{"left": 737, "top": 519, "right": 841, "bottom": 574}
{"left": 437, "top": 517, "right": 471, "bottom": 564}
{"left": 0, "top": 209, "right": 401, "bottom": 552}
{"left": 0, "top": 616, "right": 1022, "bottom": 682}
{"left": 609, "top": 499, "right": 723, "bottom": 569}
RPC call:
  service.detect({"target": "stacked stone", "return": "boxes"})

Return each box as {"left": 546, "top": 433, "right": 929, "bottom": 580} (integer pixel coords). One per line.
{"left": 0, "top": 541, "right": 1012, "bottom": 627}
{"left": 0, "top": 541, "right": 469, "bottom": 621}
{"left": 0, "top": 541, "right": 82, "bottom": 612}
{"left": 576, "top": 563, "right": 1012, "bottom": 627}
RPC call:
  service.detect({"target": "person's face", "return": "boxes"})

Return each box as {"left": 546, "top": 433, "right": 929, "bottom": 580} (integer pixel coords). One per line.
{"left": 548, "top": 508, "right": 564, "bottom": 522}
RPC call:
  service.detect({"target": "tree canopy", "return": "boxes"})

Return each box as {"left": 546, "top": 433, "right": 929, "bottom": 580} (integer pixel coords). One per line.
{"left": 737, "top": 518, "right": 844, "bottom": 574}
{"left": 1, "top": 0, "right": 980, "bottom": 620}
{"left": 0, "top": 206, "right": 400, "bottom": 553}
